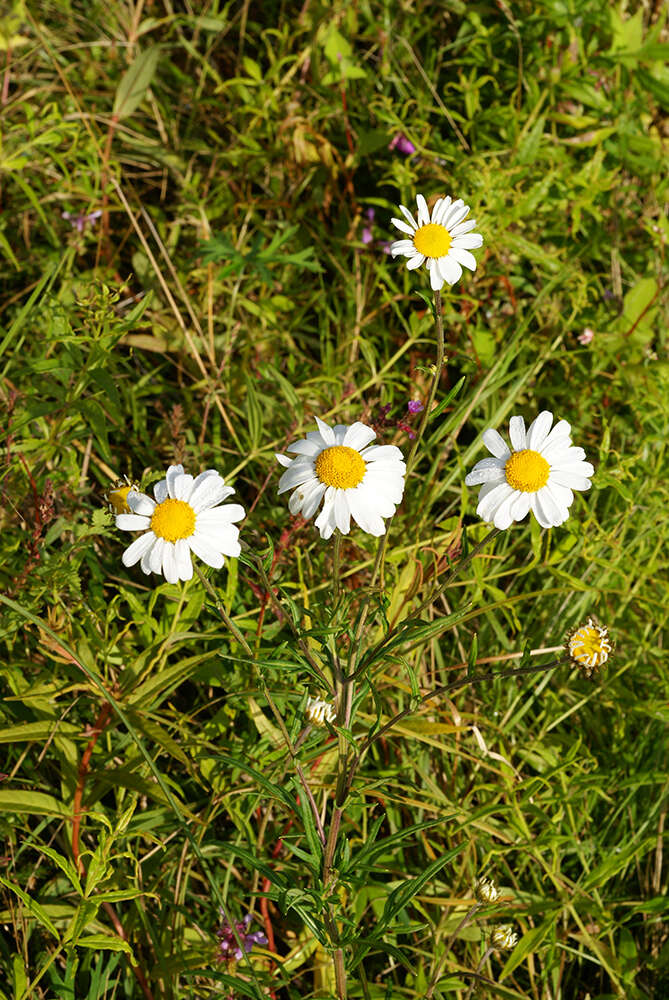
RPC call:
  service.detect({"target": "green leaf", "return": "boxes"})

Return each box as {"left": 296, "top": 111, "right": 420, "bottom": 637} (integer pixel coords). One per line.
{"left": 0, "top": 790, "right": 69, "bottom": 817}
{"left": 499, "top": 917, "right": 555, "bottom": 978}
{"left": 113, "top": 46, "right": 161, "bottom": 119}
{"left": 76, "top": 933, "right": 135, "bottom": 956}
{"left": 374, "top": 845, "right": 465, "bottom": 934}
{"left": 34, "top": 845, "right": 82, "bottom": 895}
{"left": 0, "top": 876, "right": 59, "bottom": 939}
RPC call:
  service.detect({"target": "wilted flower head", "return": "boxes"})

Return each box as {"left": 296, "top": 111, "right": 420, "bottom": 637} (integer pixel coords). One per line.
{"left": 565, "top": 617, "right": 612, "bottom": 678}
{"left": 474, "top": 875, "right": 499, "bottom": 904}
{"left": 217, "top": 912, "right": 267, "bottom": 962}
{"left": 490, "top": 925, "right": 518, "bottom": 951}
{"left": 104, "top": 475, "right": 140, "bottom": 515}
{"left": 306, "top": 695, "right": 336, "bottom": 727}
{"left": 389, "top": 133, "right": 416, "bottom": 155}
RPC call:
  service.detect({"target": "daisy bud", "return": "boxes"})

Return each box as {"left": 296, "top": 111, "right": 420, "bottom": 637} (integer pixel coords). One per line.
{"left": 474, "top": 875, "right": 498, "bottom": 904}
{"left": 490, "top": 925, "right": 518, "bottom": 951}
{"left": 305, "top": 695, "right": 336, "bottom": 728}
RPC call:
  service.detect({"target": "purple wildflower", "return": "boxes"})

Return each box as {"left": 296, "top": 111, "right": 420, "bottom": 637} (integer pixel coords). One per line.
{"left": 389, "top": 133, "right": 416, "bottom": 156}
{"left": 362, "top": 208, "right": 375, "bottom": 245}
{"left": 407, "top": 400, "right": 424, "bottom": 415}
{"left": 217, "top": 912, "right": 267, "bottom": 962}
{"left": 62, "top": 210, "right": 102, "bottom": 233}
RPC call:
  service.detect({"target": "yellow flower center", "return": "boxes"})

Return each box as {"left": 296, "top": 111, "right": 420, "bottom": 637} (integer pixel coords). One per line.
{"left": 568, "top": 621, "right": 611, "bottom": 667}
{"left": 413, "top": 222, "right": 452, "bottom": 258}
{"left": 314, "top": 446, "right": 366, "bottom": 489}
{"left": 505, "top": 449, "right": 550, "bottom": 492}
{"left": 150, "top": 498, "right": 196, "bottom": 541}
{"left": 106, "top": 482, "right": 138, "bottom": 515}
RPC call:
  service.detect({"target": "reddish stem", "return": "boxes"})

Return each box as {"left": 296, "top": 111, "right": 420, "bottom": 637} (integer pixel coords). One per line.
{"left": 72, "top": 701, "right": 112, "bottom": 874}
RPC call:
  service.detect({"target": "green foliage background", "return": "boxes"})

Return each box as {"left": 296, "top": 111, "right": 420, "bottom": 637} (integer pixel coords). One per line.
{"left": 0, "top": 0, "right": 667, "bottom": 997}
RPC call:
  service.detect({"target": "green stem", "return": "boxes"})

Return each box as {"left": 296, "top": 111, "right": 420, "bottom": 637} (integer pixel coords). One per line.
{"left": 347, "top": 287, "right": 446, "bottom": 671}
{"left": 194, "top": 564, "right": 326, "bottom": 844}
{"left": 425, "top": 903, "right": 481, "bottom": 999}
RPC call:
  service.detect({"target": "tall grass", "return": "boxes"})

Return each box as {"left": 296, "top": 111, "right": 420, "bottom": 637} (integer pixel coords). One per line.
{"left": 0, "top": 1, "right": 667, "bottom": 998}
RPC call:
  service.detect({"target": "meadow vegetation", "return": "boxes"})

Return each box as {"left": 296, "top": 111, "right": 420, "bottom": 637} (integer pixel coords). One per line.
{"left": 0, "top": 1, "right": 668, "bottom": 998}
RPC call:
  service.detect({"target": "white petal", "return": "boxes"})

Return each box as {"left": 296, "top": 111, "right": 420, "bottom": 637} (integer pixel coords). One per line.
{"left": 197, "top": 505, "right": 245, "bottom": 527}
{"left": 509, "top": 491, "right": 531, "bottom": 522}
{"left": 492, "top": 490, "right": 518, "bottom": 530}
{"left": 449, "top": 218, "right": 477, "bottom": 237}
{"left": 301, "top": 481, "right": 327, "bottom": 519}
{"left": 465, "top": 457, "right": 506, "bottom": 486}
{"left": 173, "top": 473, "right": 194, "bottom": 501}
{"left": 541, "top": 419, "right": 571, "bottom": 451}
{"left": 551, "top": 459, "right": 594, "bottom": 479}
{"left": 398, "top": 204, "right": 418, "bottom": 229}
{"left": 314, "top": 499, "right": 336, "bottom": 540}
{"left": 448, "top": 247, "right": 477, "bottom": 271}
{"left": 358, "top": 481, "right": 396, "bottom": 517}
{"left": 545, "top": 481, "right": 573, "bottom": 509}
{"left": 334, "top": 491, "right": 351, "bottom": 534}
{"left": 416, "top": 193, "right": 430, "bottom": 226}
{"left": 443, "top": 201, "right": 469, "bottom": 229}
{"left": 476, "top": 482, "right": 515, "bottom": 523}
{"left": 406, "top": 253, "right": 425, "bottom": 270}
{"left": 116, "top": 513, "right": 151, "bottom": 531}
{"left": 190, "top": 475, "right": 234, "bottom": 512}
{"left": 526, "top": 411, "right": 553, "bottom": 451}
{"left": 433, "top": 196, "right": 452, "bottom": 225}
{"left": 127, "top": 492, "right": 155, "bottom": 516}
{"left": 550, "top": 471, "right": 591, "bottom": 492}
{"left": 166, "top": 465, "right": 184, "bottom": 499}
{"left": 451, "top": 232, "right": 483, "bottom": 250}
{"left": 149, "top": 537, "right": 165, "bottom": 574}
{"left": 361, "top": 444, "right": 403, "bottom": 463}
{"left": 347, "top": 488, "right": 385, "bottom": 535}
{"left": 153, "top": 480, "right": 168, "bottom": 503}
{"left": 121, "top": 532, "right": 155, "bottom": 568}
{"left": 343, "top": 422, "right": 376, "bottom": 450}
{"left": 437, "top": 255, "right": 463, "bottom": 285}
{"left": 482, "top": 428, "right": 510, "bottom": 459}
{"left": 162, "top": 543, "right": 179, "bottom": 583}
{"left": 389, "top": 239, "right": 414, "bottom": 256}
{"left": 532, "top": 487, "right": 567, "bottom": 528}
{"left": 508, "top": 416, "right": 526, "bottom": 451}
{"left": 278, "top": 465, "right": 318, "bottom": 494}
{"left": 314, "top": 416, "right": 335, "bottom": 445}
{"left": 189, "top": 533, "right": 225, "bottom": 568}
{"left": 391, "top": 218, "right": 415, "bottom": 236}
{"left": 430, "top": 197, "right": 444, "bottom": 222}
{"left": 430, "top": 260, "right": 445, "bottom": 290}
{"left": 175, "top": 538, "right": 193, "bottom": 580}
{"left": 276, "top": 453, "right": 292, "bottom": 468}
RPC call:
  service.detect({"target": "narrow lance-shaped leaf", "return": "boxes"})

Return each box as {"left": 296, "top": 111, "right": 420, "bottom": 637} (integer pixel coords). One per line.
{"left": 113, "top": 46, "right": 161, "bottom": 119}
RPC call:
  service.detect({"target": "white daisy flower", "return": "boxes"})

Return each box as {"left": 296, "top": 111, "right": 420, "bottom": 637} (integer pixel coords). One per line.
{"left": 276, "top": 417, "right": 406, "bottom": 540}
{"left": 464, "top": 411, "right": 594, "bottom": 530}
{"left": 115, "top": 464, "right": 244, "bottom": 584}
{"left": 390, "top": 192, "right": 483, "bottom": 290}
